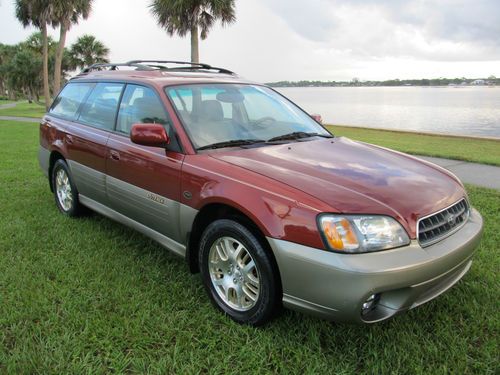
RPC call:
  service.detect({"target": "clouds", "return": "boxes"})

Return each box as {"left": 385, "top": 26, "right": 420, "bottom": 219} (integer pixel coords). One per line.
{"left": 0, "top": 0, "right": 499, "bottom": 81}
{"left": 381, "top": 0, "right": 500, "bottom": 46}
{"left": 264, "top": 0, "right": 337, "bottom": 43}
{"left": 263, "top": 0, "right": 500, "bottom": 60}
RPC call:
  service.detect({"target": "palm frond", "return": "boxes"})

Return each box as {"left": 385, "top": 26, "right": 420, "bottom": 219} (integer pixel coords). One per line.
{"left": 150, "top": 0, "right": 235, "bottom": 38}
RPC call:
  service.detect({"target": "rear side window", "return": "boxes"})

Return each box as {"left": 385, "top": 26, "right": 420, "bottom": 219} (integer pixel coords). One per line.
{"left": 49, "top": 82, "right": 94, "bottom": 120}
{"left": 78, "top": 83, "right": 124, "bottom": 130}
{"left": 116, "top": 85, "right": 170, "bottom": 134}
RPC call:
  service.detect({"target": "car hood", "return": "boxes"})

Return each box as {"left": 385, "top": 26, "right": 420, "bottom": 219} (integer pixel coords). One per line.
{"left": 209, "top": 137, "right": 466, "bottom": 238}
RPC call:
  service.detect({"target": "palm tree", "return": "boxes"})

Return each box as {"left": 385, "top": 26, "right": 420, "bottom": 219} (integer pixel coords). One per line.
{"left": 22, "top": 32, "right": 57, "bottom": 103}
{"left": 23, "top": 31, "right": 55, "bottom": 55}
{"left": 68, "top": 35, "right": 109, "bottom": 70}
{"left": 0, "top": 43, "right": 19, "bottom": 99}
{"left": 150, "top": 0, "right": 236, "bottom": 63}
{"left": 7, "top": 48, "right": 42, "bottom": 103}
{"left": 52, "top": 0, "right": 93, "bottom": 95}
{"left": 15, "top": 0, "right": 54, "bottom": 109}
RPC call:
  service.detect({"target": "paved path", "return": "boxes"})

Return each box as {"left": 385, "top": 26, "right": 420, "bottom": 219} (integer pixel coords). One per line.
{"left": 0, "top": 102, "right": 18, "bottom": 110}
{"left": 0, "top": 101, "right": 41, "bottom": 123}
{"left": 0, "top": 100, "right": 42, "bottom": 123}
{"left": 0, "top": 115, "right": 41, "bottom": 123}
{"left": 0, "top": 113, "right": 498, "bottom": 190}
{"left": 418, "top": 156, "right": 500, "bottom": 190}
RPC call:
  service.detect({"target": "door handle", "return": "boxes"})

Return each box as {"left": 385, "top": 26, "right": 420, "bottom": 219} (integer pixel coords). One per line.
{"left": 66, "top": 134, "right": 73, "bottom": 144}
{"left": 110, "top": 150, "right": 120, "bottom": 161}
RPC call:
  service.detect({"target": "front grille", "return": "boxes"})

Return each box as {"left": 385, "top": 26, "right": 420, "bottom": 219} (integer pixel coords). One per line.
{"left": 418, "top": 199, "right": 469, "bottom": 247}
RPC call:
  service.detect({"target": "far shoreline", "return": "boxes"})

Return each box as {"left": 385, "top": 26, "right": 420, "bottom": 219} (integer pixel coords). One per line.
{"left": 274, "top": 85, "right": 499, "bottom": 89}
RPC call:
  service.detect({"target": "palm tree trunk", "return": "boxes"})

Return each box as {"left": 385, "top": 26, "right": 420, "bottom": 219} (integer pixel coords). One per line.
{"left": 27, "top": 86, "right": 34, "bottom": 103}
{"left": 54, "top": 21, "right": 68, "bottom": 96}
{"left": 190, "top": 24, "right": 199, "bottom": 63}
{"left": 41, "top": 22, "right": 51, "bottom": 110}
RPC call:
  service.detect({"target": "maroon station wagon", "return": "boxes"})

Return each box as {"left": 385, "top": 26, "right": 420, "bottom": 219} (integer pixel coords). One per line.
{"left": 38, "top": 60, "right": 483, "bottom": 325}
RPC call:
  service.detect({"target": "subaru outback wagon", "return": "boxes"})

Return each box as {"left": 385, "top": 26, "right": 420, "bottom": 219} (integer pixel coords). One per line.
{"left": 39, "top": 60, "right": 483, "bottom": 325}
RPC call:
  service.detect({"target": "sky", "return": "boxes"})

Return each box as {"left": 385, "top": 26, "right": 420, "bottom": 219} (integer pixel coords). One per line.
{"left": 1, "top": 0, "right": 499, "bottom": 82}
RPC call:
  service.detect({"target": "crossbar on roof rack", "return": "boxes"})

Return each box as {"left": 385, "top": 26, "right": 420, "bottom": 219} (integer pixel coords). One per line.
{"left": 126, "top": 60, "right": 235, "bottom": 75}
{"left": 76, "top": 60, "right": 236, "bottom": 77}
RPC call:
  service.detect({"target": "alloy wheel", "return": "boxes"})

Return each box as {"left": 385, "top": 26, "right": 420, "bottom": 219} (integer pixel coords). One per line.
{"left": 55, "top": 168, "right": 73, "bottom": 211}
{"left": 208, "top": 236, "right": 260, "bottom": 311}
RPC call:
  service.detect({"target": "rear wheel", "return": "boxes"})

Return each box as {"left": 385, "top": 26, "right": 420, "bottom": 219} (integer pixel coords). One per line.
{"left": 51, "top": 159, "right": 84, "bottom": 217}
{"left": 199, "top": 219, "right": 280, "bottom": 326}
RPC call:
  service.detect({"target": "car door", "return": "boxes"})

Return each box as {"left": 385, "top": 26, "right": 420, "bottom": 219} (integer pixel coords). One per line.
{"left": 68, "top": 82, "right": 124, "bottom": 204}
{"left": 105, "top": 84, "right": 185, "bottom": 244}
{"left": 47, "top": 82, "right": 124, "bottom": 204}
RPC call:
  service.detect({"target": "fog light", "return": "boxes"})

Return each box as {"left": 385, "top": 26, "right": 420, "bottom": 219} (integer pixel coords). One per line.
{"left": 361, "top": 293, "right": 380, "bottom": 315}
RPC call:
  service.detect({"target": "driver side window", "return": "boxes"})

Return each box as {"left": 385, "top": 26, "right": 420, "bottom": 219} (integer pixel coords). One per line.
{"left": 116, "top": 85, "right": 171, "bottom": 135}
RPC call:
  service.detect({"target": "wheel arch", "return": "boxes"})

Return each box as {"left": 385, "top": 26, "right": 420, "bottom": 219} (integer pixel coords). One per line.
{"left": 48, "top": 150, "right": 66, "bottom": 192}
{"left": 186, "top": 202, "right": 282, "bottom": 293}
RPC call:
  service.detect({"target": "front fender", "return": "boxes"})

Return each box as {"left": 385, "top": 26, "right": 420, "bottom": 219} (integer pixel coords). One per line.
{"left": 181, "top": 155, "right": 331, "bottom": 249}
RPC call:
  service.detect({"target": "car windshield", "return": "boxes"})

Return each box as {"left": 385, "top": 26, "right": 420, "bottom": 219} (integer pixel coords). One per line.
{"left": 165, "top": 84, "right": 330, "bottom": 150}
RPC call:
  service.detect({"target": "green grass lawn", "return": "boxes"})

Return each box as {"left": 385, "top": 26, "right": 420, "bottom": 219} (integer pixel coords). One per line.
{"left": 0, "top": 101, "right": 46, "bottom": 118}
{"left": 326, "top": 125, "right": 500, "bottom": 166}
{"left": 0, "top": 120, "right": 499, "bottom": 373}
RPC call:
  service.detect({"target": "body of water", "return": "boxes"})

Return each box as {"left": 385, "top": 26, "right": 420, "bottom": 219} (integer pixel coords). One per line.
{"left": 276, "top": 86, "right": 500, "bottom": 138}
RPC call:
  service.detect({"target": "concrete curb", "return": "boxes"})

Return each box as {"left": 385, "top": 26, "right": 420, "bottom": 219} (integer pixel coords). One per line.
{"left": 417, "top": 156, "right": 500, "bottom": 190}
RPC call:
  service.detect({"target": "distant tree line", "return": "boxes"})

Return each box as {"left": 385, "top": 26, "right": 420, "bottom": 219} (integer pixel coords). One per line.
{"left": 268, "top": 76, "right": 499, "bottom": 88}
{"left": 0, "top": 33, "right": 109, "bottom": 103}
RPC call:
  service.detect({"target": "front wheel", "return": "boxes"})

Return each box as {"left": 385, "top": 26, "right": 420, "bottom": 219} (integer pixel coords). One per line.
{"left": 199, "top": 219, "right": 280, "bottom": 326}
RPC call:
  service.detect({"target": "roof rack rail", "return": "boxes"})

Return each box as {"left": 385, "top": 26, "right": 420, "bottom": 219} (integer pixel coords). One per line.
{"left": 78, "top": 62, "right": 154, "bottom": 74}
{"left": 126, "top": 60, "right": 235, "bottom": 75}
{"left": 76, "top": 60, "right": 236, "bottom": 77}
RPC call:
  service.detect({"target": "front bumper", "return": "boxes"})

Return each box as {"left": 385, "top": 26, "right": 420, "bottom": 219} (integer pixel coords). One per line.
{"left": 267, "top": 208, "right": 483, "bottom": 323}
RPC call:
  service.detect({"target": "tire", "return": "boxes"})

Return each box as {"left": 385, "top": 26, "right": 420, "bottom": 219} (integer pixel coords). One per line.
{"left": 51, "top": 159, "right": 84, "bottom": 217}
{"left": 199, "top": 219, "right": 280, "bottom": 326}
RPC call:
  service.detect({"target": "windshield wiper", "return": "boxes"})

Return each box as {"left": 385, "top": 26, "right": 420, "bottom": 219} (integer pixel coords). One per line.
{"left": 267, "top": 131, "right": 333, "bottom": 143}
{"left": 197, "top": 132, "right": 333, "bottom": 150}
{"left": 197, "top": 139, "right": 266, "bottom": 150}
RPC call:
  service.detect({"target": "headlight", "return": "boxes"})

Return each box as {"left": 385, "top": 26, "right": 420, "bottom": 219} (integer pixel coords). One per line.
{"left": 318, "top": 215, "right": 410, "bottom": 253}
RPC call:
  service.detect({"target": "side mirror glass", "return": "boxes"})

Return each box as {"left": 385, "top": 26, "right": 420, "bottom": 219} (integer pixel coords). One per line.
{"left": 130, "top": 123, "right": 170, "bottom": 148}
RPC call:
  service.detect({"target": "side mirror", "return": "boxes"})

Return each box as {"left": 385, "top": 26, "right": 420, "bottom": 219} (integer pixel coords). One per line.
{"left": 311, "top": 114, "right": 323, "bottom": 124}
{"left": 130, "top": 123, "right": 170, "bottom": 148}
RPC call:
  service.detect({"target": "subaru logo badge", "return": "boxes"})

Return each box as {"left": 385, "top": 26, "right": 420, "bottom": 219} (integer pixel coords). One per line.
{"left": 447, "top": 213, "right": 456, "bottom": 226}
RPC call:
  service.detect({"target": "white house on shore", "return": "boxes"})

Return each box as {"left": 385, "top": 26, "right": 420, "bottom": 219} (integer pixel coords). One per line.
{"left": 471, "top": 79, "right": 486, "bottom": 85}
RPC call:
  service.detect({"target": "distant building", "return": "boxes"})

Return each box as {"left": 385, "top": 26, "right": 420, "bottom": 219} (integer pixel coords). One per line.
{"left": 471, "top": 79, "right": 486, "bottom": 86}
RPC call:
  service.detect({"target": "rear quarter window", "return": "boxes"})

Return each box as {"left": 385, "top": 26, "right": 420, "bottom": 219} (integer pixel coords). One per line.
{"left": 49, "top": 82, "right": 95, "bottom": 120}
{"left": 78, "top": 83, "right": 124, "bottom": 130}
